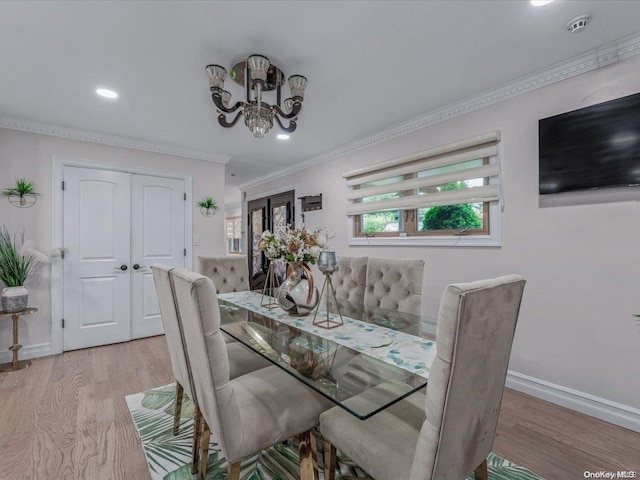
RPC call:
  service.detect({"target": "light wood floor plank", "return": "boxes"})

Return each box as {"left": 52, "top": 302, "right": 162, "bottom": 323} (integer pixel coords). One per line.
{"left": 0, "top": 336, "right": 638, "bottom": 479}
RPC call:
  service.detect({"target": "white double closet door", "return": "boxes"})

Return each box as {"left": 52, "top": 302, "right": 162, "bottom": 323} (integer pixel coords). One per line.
{"left": 63, "top": 166, "right": 186, "bottom": 351}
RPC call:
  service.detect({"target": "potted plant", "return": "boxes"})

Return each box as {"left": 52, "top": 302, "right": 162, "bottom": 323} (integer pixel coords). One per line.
{"left": 3, "top": 178, "right": 40, "bottom": 207}
{"left": 196, "top": 196, "right": 218, "bottom": 217}
{"left": 0, "top": 226, "right": 47, "bottom": 312}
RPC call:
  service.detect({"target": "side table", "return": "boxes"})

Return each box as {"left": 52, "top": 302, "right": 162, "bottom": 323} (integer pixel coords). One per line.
{"left": 0, "top": 307, "right": 38, "bottom": 372}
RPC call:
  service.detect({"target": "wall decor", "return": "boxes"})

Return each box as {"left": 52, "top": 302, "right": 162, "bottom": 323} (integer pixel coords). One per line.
{"left": 299, "top": 194, "right": 322, "bottom": 212}
{"left": 196, "top": 196, "right": 218, "bottom": 217}
{"left": 3, "top": 178, "right": 39, "bottom": 208}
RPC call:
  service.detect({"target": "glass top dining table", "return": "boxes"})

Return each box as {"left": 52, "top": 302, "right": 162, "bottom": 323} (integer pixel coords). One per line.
{"left": 217, "top": 290, "right": 437, "bottom": 420}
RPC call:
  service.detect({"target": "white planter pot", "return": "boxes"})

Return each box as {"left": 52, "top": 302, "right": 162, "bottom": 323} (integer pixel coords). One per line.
{"left": 1, "top": 286, "right": 28, "bottom": 313}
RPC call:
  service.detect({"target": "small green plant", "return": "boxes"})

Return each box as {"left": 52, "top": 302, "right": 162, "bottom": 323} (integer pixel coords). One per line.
{"left": 3, "top": 178, "right": 40, "bottom": 198}
{"left": 196, "top": 196, "right": 218, "bottom": 211}
{"left": 3, "top": 178, "right": 40, "bottom": 207}
{"left": 0, "top": 226, "right": 44, "bottom": 287}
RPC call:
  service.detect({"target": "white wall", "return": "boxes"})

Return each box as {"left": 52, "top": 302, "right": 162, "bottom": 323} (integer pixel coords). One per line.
{"left": 243, "top": 54, "right": 640, "bottom": 415}
{"left": 0, "top": 128, "right": 226, "bottom": 358}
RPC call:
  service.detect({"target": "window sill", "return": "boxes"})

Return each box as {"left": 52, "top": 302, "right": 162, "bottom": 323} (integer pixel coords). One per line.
{"left": 348, "top": 234, "right": 501, "bottom": 248}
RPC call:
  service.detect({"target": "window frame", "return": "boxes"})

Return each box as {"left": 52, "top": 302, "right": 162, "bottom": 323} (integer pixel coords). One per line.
{"left": 348, "top": 155, "right": 502, "bottom": 248}
{"left": 225, "top": 216, "right": 243, "bottom": 254}
{"left": 354, "top": 158, "right": 493, "bottom": 237}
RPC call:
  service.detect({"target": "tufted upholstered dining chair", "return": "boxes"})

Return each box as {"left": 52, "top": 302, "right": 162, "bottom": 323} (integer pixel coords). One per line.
{"left": 197, "top": 255, "right": 250, "bottom": 293}
{"left": 331, "top": 257, "right": 425, "bottom": 392}
{"left": 364, "top": 257, "right": 425, "bottom": 316}
{"left": 329, "top": 256, "right": 368, "bottom": 303}
{"left": 198, "top": 255, "right": 251, "bottom": 343}
{"left": 170, "top": 268, "right": 333, "bottom": 480}
{"left": 151, "top": 264, "right": 271, "bottom": 473}
{"left": 319, "top": 275, "right": 526, "bottom": 480}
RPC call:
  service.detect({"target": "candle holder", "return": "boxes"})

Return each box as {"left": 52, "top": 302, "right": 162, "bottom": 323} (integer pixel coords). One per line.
{"left": 313, "top": 251, "right": 344, "bottom": 329}
{"left": 260, "top": 262, "right": 279, "bottom": 309}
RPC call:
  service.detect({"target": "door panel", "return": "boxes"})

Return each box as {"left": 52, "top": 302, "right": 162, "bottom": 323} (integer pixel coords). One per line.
{"left": 247, "top": 191, "right": 294, "bottom": 290}
{"left": 63, "top": 167, "right": 131, "bottom": 351}
{"left": 269, "top": 192, "right": 293, "bottom": 281}
{"left": 250, "top": 205, "right": 266, "bottom": 280}
{"left": 130, "top": 174, "right": 185, "bottom": 339}
{"left": 80, "top": 277, "right": 118, "bottom": 327}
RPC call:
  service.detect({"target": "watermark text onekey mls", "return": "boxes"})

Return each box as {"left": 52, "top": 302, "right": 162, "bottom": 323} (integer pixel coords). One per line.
{"left": 584, "top": 472, "right": 638, "bottom": 479}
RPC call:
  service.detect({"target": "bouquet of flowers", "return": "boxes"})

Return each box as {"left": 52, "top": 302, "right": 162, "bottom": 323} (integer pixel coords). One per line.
{"left": 259, "top": 224, "right": 329, "bottom": 264}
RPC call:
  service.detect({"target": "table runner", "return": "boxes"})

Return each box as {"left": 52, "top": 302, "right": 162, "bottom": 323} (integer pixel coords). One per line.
{"left": 217, "top": 291, "right": 435, "bottom": 379}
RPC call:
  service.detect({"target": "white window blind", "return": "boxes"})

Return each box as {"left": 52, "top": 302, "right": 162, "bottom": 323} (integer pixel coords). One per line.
{"left": 343, "top": 131, "right": 501, "bottom": 216}
{"left": 225, "top": 217, "right": 242, "bottom": 239}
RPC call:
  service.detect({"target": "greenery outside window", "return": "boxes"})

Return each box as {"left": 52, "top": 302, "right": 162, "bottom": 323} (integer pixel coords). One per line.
{"left": 357, "top": 175, "right": 404, "bottom": 235}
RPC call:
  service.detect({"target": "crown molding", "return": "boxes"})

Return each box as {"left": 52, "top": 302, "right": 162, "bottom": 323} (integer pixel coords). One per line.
{"left": 0, "top": 116, "right": 231, "bottom": 164}
{"left": 239, "top": 31, "right": 640, "bottom": 190}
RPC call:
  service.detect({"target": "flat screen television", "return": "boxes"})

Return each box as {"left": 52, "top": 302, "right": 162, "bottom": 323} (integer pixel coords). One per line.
{"left": 539, "top": 92, "right": 640, "bottom": 195}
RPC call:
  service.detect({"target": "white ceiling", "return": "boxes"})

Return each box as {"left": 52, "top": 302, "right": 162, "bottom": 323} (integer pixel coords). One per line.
{"left": 1, "top": 1, "right": 640, "bottom": 189}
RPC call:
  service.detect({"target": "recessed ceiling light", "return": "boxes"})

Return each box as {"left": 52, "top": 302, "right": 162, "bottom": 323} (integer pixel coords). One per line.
{"left": 530, "top": 0, "right": 554, "bottom": 6}
{"left": 96, "top": 88, "right": 118, "bottom": 99}
{"left": 277, "top": 134, "right": 290, "bottom": 140}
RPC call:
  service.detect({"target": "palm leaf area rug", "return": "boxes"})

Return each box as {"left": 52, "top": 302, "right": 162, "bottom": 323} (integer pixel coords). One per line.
{"left": 126, "top": 384, "right": 544, "bottom": 480}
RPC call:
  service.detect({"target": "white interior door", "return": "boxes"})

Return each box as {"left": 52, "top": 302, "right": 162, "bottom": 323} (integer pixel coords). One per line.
{"left": 130, "top": 174, "right": 185, "bottom": 339}
{"left": 63, "top": 167, "right": 131, "bottom": 351}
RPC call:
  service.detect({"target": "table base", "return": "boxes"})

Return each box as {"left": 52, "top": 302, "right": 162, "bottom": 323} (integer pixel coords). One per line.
{"left": 0, "top": 359, "right": 31, "bottom": 372}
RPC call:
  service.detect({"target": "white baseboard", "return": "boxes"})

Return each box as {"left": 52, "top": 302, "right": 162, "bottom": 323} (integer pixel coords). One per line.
{"left": 506, "top": 370, "right": 640, "bottom": 433}
{"left": 0, "top": 342, "right": 53, "bottom": 364}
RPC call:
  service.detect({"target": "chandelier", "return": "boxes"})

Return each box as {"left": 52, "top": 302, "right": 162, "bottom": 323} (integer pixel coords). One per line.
{"left": 205, "top": 54, "right": 308, "bottom": 138}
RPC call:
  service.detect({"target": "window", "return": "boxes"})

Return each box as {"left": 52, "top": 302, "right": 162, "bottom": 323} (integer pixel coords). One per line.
{"left": 225, "top": 216, "right": 242, "bottom": 253}
{"left": 345, "top": 132, "right": 502, "bottom": 247}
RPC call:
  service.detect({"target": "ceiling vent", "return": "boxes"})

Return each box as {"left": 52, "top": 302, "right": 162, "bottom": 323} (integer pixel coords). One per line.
{"left": 566, "top": 15, "right": 590, "bottom": 33}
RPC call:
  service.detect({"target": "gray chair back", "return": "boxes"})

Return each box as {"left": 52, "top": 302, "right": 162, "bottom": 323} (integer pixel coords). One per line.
{"left": 330, "top": 256, "right": 368, "bottom": 303}
{"left": 151, "top": 264, "right": 195, "bottom": 402}
{"left": 364, "top": 258, "right": 425, "bottom": 315}
{"left": 198, "top": 255, "right": 250, "bottom": 293}
{"left": 409, "top": 275, "right": 526, "bottom": 480}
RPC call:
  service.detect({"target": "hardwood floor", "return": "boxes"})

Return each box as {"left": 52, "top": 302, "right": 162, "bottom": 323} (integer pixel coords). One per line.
{"left": 0, "top": 336, "right": 638, "bottom": 479}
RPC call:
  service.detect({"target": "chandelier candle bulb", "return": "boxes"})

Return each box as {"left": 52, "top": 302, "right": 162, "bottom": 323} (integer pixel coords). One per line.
{"left": 205, "top": 54, "right": 307, "bottom": 138}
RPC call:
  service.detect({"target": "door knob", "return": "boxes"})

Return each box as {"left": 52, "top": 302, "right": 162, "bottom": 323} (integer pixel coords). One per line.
{"left": 120, "top": 264, "right": 128, "bottom": 271}
{"left": 133, "top": 264, "right": 146, "bottom": 270}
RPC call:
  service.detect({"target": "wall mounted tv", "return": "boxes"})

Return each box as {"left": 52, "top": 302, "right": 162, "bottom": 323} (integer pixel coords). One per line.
{"left": 539, "top": 92, "right": 640, "bottom": 196}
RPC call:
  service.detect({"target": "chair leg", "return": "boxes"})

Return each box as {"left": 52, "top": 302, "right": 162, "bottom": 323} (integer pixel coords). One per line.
{"left": 474, "top": 458, "right": 488, "bottom": 480}
{"left": 322, "top": 438, "right": 337, "bottom": 480}
{"left": 228, "top": 460, "right": 241, "bottom": 480}
{"left": 298, "top": 430, "right": 319, "bottom": 480}
{"left": 198, "top": 418, "right": 211, "bottom": 480}
{"left": 191, "top": 405, "right": 202, "bottom": 474}
{"left": 173, "top": 381, "right": 184, "bottom": 435}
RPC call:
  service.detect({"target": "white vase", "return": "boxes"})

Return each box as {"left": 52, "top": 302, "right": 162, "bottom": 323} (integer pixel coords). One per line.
{"left": 1, "top": 286, "right": 28, "bottom": 313}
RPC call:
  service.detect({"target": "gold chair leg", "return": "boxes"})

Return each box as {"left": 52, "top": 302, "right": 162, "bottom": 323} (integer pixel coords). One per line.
{"left": 191, "top": 405, "right": 202, "bottom": 474}
{"left": 228, "top": 460, "right": 241, "bottom": 480}
{"left": 298, "top": 430, "right": 319, "bottom": 480}
{"left": 474, "top": 458, "right": 488, "bottom": 480}
{"left": 198, "top": 418, "right": 211, "bottom": 480}
{"left": 173, "top": 381, "right": 184, "bottom": 435}
{"left": 322, "top": 439, "right": 337, "bottom": 480}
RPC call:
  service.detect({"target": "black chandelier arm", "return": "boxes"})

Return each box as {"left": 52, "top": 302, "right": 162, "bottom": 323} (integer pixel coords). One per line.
{"left": 218, "top": 110, "right": 244, "bottom": 128}
{"left": 274, "top": 115, "right": 297, "bottom": 133}
{"left": 211, "top": 92, "right": 244, "bottom": 114}
{"left": 272, "top": 102, "right": 302, "bottom": 119}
